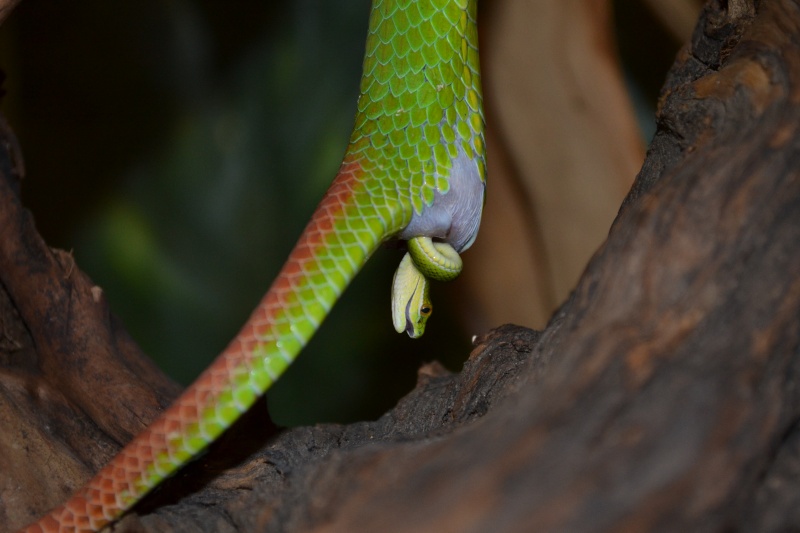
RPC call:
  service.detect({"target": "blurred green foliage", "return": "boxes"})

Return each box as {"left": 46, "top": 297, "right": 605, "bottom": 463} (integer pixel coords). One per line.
{"left": 0, "top": 0, "right": 471, "bottom": 426}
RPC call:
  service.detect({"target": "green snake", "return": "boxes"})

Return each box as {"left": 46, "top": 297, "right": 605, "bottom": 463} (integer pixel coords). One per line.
{"left": 21, "top": 0, "right": 485, "bottom": 531}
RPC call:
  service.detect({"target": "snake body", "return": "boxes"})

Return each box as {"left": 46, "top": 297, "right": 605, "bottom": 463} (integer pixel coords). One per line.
{"left": 22, "top": 1, "right": 485, "bottom": 531}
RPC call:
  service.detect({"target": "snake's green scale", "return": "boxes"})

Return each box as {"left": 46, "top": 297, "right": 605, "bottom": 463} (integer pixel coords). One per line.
{"left": 21, "top": 1, "right": 485, "bottom": 531}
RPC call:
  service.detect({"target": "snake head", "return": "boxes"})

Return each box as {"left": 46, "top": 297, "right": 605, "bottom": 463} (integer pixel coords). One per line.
{"left": 391, "top": 252, "right": 432, "bottom": 338}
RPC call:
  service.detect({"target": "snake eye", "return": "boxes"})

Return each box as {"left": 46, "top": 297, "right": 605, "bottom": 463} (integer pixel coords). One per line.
{"left": 420, "top": 306, "right": 432, "bottom": 316}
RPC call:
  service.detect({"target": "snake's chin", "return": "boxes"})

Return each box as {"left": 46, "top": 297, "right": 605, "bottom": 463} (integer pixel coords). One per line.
{"left": 397, "top": 146, "right": 485, "bottom": 253}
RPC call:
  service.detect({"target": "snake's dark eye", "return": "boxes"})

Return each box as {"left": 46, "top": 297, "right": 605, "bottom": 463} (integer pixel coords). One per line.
{"left": 420, "top": 306, "right": 432, "bottom": 316}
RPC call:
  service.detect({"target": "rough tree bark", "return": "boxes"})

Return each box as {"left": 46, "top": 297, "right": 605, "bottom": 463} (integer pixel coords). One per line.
{"left": 2, "top": 0, "right": 800, "bottom": 532}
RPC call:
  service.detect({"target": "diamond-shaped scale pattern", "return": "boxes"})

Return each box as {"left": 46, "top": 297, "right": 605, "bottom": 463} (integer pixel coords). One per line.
{"left": 26, "top": 1, "right": 484, "bottom": 531}
{"left": 354, "top": 0, "right": 485, "bottom": 217}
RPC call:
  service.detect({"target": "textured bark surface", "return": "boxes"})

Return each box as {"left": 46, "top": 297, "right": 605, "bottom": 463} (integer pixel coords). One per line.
{"left": 0, "top": 113, "right": 183, "bottom": 529}
{"left": 3, "top": 0, "right": 800, "bottom": 532}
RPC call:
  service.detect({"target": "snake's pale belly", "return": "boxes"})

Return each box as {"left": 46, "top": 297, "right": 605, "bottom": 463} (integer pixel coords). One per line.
{"left": 20, "top": 1, "right": 485, "bottom": 531}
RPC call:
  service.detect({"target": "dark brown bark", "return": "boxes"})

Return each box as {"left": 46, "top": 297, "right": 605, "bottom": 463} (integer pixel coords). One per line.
{"left": 0, "top": 0, "right": 20, "bottom": 26}
{"left": 0, "top": 113, "right": 183, "bottom": 529}
{"left": 3, "top": 0, "right": 800, "bottom": 532}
